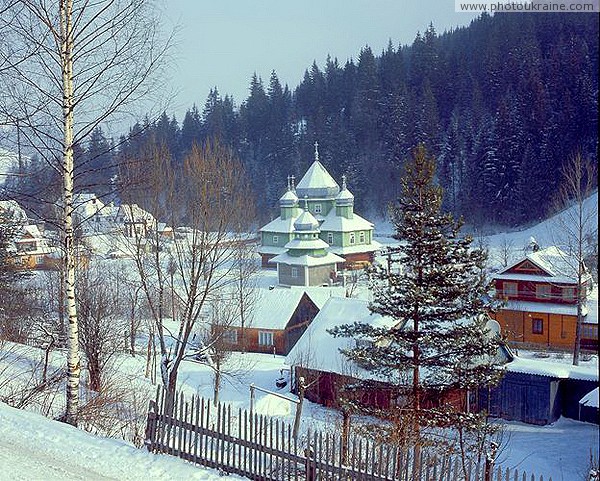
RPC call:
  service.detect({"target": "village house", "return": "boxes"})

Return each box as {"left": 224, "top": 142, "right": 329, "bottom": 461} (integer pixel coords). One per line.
{"left": 115, "top": 203, "right": 157, "bottom": 238}
{"left": 219, "top": 287, "right": 332, "bottom": 356}
{"left": 490, "top": 242, "right": 597, "bottom": 351}
{"left": 258, "top": 144, "right": 381, "bottom": 281}
{"left": 72, "top": 192, "right": 119, "bottom": 234}
{"left": 11, "top": 224, "right": 57, "bottom": 269}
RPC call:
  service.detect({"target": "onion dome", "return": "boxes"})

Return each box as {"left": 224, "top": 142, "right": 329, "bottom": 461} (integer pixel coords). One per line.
{"left": 294, "top": 208, "right": 320, "bottom": 233}
{"left": 279, "top": 175, "right": 299, "bottom": 207}
{"left": 335, "top": 175, "right": 354, "bottom": 206}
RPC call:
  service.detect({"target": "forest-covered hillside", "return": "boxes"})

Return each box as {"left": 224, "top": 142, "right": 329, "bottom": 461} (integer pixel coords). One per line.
{"left": 60, "top": 13, "right": 600, "bottom": 226}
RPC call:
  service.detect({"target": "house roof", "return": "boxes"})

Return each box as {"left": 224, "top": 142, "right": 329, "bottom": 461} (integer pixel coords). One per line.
{"left": 296, "top": 161, "right": 340, "bottom": 199}
{"left": 500, "top": 300, "right": 590, "bottom": 320}
{"left": 328, "top": 241, "right": 382, "bottom": 256}
{"left": 506, "top": 356, "right": 598, "bottom": 381}
{"left": 284, "top": 297, "right": 395, "bottom": 379}
{"left": 320, "top": 210, "right": 374, "bottom": 232}
{"left": 231, "top": 288, "right": 327, "bottom": 330}
{"left": 580, "top": 387, "right": 599, "bottom": 408}
{"left": 496, "top": 246, "right": 592, "bottom": 284}
{"left": 259, "top": 217, "right": 297, "bottom": 234}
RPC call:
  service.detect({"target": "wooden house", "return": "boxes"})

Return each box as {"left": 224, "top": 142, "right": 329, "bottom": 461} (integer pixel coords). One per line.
{"left": 219, "top": 288, "right": 331, "bottom": 356}
{"left": 115, "top": 203, "right": 157, "bottom": 238}
{"left": 11, "top": 224, "right": 57, "bottom": 269}
{"left": 490, "top": 245, "right": 597, "bottom": 350}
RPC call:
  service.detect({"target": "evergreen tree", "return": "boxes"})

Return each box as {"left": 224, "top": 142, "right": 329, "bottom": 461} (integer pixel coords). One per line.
{"left": 331, "top": 144, "right": 501, "bottom": 451}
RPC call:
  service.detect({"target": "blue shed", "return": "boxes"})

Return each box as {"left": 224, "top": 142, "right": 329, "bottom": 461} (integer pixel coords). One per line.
{"left": 478, "top": 356, "right": 599, "bottom": 425}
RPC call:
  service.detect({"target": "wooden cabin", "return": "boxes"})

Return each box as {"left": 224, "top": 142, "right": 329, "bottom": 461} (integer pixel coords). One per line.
{"left": 490, "top": 245, "right": 597, "bottom": 350}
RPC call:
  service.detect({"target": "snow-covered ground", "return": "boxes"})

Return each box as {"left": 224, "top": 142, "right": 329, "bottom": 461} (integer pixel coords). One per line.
{"left": 0, "top": 400, "right": 244, "bottom": 480}
{"left": 1, "top": 340, "right": 597, "bottom": 480}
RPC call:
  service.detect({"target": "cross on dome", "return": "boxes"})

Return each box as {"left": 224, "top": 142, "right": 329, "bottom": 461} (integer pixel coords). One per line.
{"left": 314, "top": 141, "right": 319, "bottom": 161}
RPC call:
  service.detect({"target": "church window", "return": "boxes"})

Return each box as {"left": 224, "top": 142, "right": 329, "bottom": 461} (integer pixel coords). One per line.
{"left": 349, "top": 233, "right": 356, "bottom": 245}
{"left": 314, "top": 204, "right": 322, "bottom": 214}
{"left": 272, "top": 235, "right": 279, "bottom": 245}
{"left": 291, "top": 267, "right": 298, "bottom": 278}
{"left": 327, "top": 233, "right": 333, "bottom": 244}
{"left": 359, "top": 231, "right": 366, "bottom": 243}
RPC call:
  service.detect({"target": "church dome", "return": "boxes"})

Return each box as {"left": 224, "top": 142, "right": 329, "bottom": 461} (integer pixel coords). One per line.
{"left": 335, "top": 175, "right": 354, "bottom": 206}
{"left": 279, "top": 188, "right": 298, "bottom": 207}
{"left": 295, "top": 142, "right": 340, "bottom": 199}
{"left": 294, "top": 209, "right": 320, "bottom": 232}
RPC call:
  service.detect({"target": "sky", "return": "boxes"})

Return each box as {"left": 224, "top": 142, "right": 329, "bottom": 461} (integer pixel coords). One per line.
{"left": 162, "top": 0, "right": 478, "bottom": 119}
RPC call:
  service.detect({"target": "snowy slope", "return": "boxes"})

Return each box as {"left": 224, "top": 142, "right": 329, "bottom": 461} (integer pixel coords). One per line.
{"left": 0, "top": 401, "right": 244, "bottom": 480}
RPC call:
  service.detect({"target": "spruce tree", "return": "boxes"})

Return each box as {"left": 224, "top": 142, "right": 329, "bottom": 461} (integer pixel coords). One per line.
{"left": 331, "top": 144, "right": 502, "bottom": 450}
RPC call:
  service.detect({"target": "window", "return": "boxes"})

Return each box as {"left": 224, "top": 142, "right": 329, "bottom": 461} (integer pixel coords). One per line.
{"left": 359, "top": 231, "right": 366, "bottom": 243}
{"left": 532, "top": 318, "right": 544, "bottom": 335}
{"left": 536, "top": 284, "right": 551, "bottom": 299}
{"left": 562, "top": 287, "right": 576, "bottom": 301}
{"left": 258, "top": 331, "right": 274, "bottom": 346}
{"left": 503, "top": 282, "right": 517, "bottom": 297}
{"left": 349, "top": 233, "right": 356, "bottom": 245}
{"left": 222, "top": 329, "right": 238, "bottom": 344}
{"left": 272, "top": 235, "right": 279, "bottom": 245}
{"left": 327, "top": 233, "right": 333, "bottom": 245}
{"left": 314, "top": 204, "right": 322, "bottom": 214}
{"left": 291, "top": 267, "right": 298, "bottom": 278}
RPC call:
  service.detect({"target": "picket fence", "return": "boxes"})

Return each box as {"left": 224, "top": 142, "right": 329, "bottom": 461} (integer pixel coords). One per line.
{"left": 144, "top": 386, "right": 556, "bottom": 481}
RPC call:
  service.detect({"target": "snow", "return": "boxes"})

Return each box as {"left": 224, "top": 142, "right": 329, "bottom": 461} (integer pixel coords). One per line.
{"left": 285, "top": 296, "right": 396, "bottom": 379}
{"left": 253, "top": 393, "right": 293, "bottom": 416}
{"left": 580, "top": 387, "right": 599, "bottom": 408}
{"left": 501, "top": 299, "right": 588, "bottom": 317}
{"left": 269, "top": 250, "right": 345, "bottom": 267}
{"left": 506, "top": 355, "right": 598, "bottom": 381}
{"left": 319, "top": 209, "right": 375, "bottom": 232}
{"left": 0, "top": 401, "right": 244, "bottom": 480}
{"left": 295, "top": 160, "right": 340, "bottom": 198}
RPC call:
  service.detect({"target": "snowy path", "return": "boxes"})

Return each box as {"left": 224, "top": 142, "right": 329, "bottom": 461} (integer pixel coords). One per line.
{"left": 0, "top": 402, "right": 244, "bottom": 481}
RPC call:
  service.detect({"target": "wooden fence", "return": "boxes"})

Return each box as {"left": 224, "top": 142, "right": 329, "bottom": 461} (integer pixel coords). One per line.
{"left": 144, "top": 386, "right": 556, "bottom": 481}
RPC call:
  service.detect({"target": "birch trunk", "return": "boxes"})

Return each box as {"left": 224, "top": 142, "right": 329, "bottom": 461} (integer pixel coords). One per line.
{"left": 61, "top": 0, "right": 80, "bottom": 426}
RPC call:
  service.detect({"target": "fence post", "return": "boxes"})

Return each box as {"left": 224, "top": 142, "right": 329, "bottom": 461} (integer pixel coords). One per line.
{"left": 305, "top": 447, "right": 316, "bottom": 481}
{"left": 293, "top": 376, "right": 305, "bottom": 441}
{"left": 484, "top": 441, "right": 498, "bottom": 481}
{"left": 144, "top": 397, "right": 158, "bottom": 452}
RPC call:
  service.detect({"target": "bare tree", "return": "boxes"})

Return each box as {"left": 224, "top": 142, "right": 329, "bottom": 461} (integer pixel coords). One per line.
{"left": 0, "top": 0, "right": 171, "bottom": 425}
{"left": 551, "top": 153, "right": 597, "bottom": 366}
{"left": 122, "top": 140, "right": 256, "bottom": 406}
{"left": 76, "top": 262, "right": 125, "bottom": 392}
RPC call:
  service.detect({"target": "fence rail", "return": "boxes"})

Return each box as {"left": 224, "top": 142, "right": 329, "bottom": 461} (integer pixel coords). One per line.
{"left": 144, "top": 386, "right": 555, "bottom": 481}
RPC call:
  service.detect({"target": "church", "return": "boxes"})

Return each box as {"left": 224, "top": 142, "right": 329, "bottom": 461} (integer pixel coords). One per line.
{"left": 258, "top": 144, "right": 381, "bottom": 286}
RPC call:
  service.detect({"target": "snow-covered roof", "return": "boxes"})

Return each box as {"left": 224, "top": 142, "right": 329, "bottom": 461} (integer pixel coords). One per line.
{"left": 296, "top": 161, "right": 340, "bottom": 199}
{"left": 257, "top": 245, "right": 286, "bottom": 256}
{"left": 0, "top": 200, "right": 28, "bottom": 222}
{"left": 294, "top": 209, "right": 320, "bottom": 232}
{"left": 269, "top": 251, "right": 344, "bottom": 267}
{"left": 284, "top": 237, "right": 329, "bottom": 251}
{"left": 73, "top": 193, "right": 105, "bottom": 218}
{"left": 579, "top": 387, "right": 599, "bottom": 408}
{"left": 279, "top": 189, "right": 298, "bottom": 206}
{"left": 117, "top": 204, "right": 155, "bottom": 223}
{"left": 19, "top": 224, "right": 43, "bottom": 239}
{"left": 259, "top": 217, "right": 297, "bottom": 234}
{"left": 329, "top": 241, "right": 382, "bottom": 256}
{"left": 285, "top": 297, "right": 395, "bottom": 378}
{"left": 241, "top": 288, "right": 306, "bottom": 329}
{"left": 500, "top": 300, "right": 589, "bottom": 319}
{"left": 506, "top": 356, "right": 598, "bottom": 381}
{"left": 320, "top": 210, "right": 374, "bottom": 232}
{"left": 497, "top": 246, "right": 591, "bottom": 284}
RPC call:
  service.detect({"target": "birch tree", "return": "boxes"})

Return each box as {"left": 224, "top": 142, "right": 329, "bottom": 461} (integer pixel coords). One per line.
{"left": 0, "top": 0, "right": 170, "bottom": 425}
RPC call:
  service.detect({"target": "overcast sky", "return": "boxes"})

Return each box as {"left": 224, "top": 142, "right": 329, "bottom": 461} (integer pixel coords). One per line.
{"left": 162, "top": 1, "right": 478, "bottom": 119}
